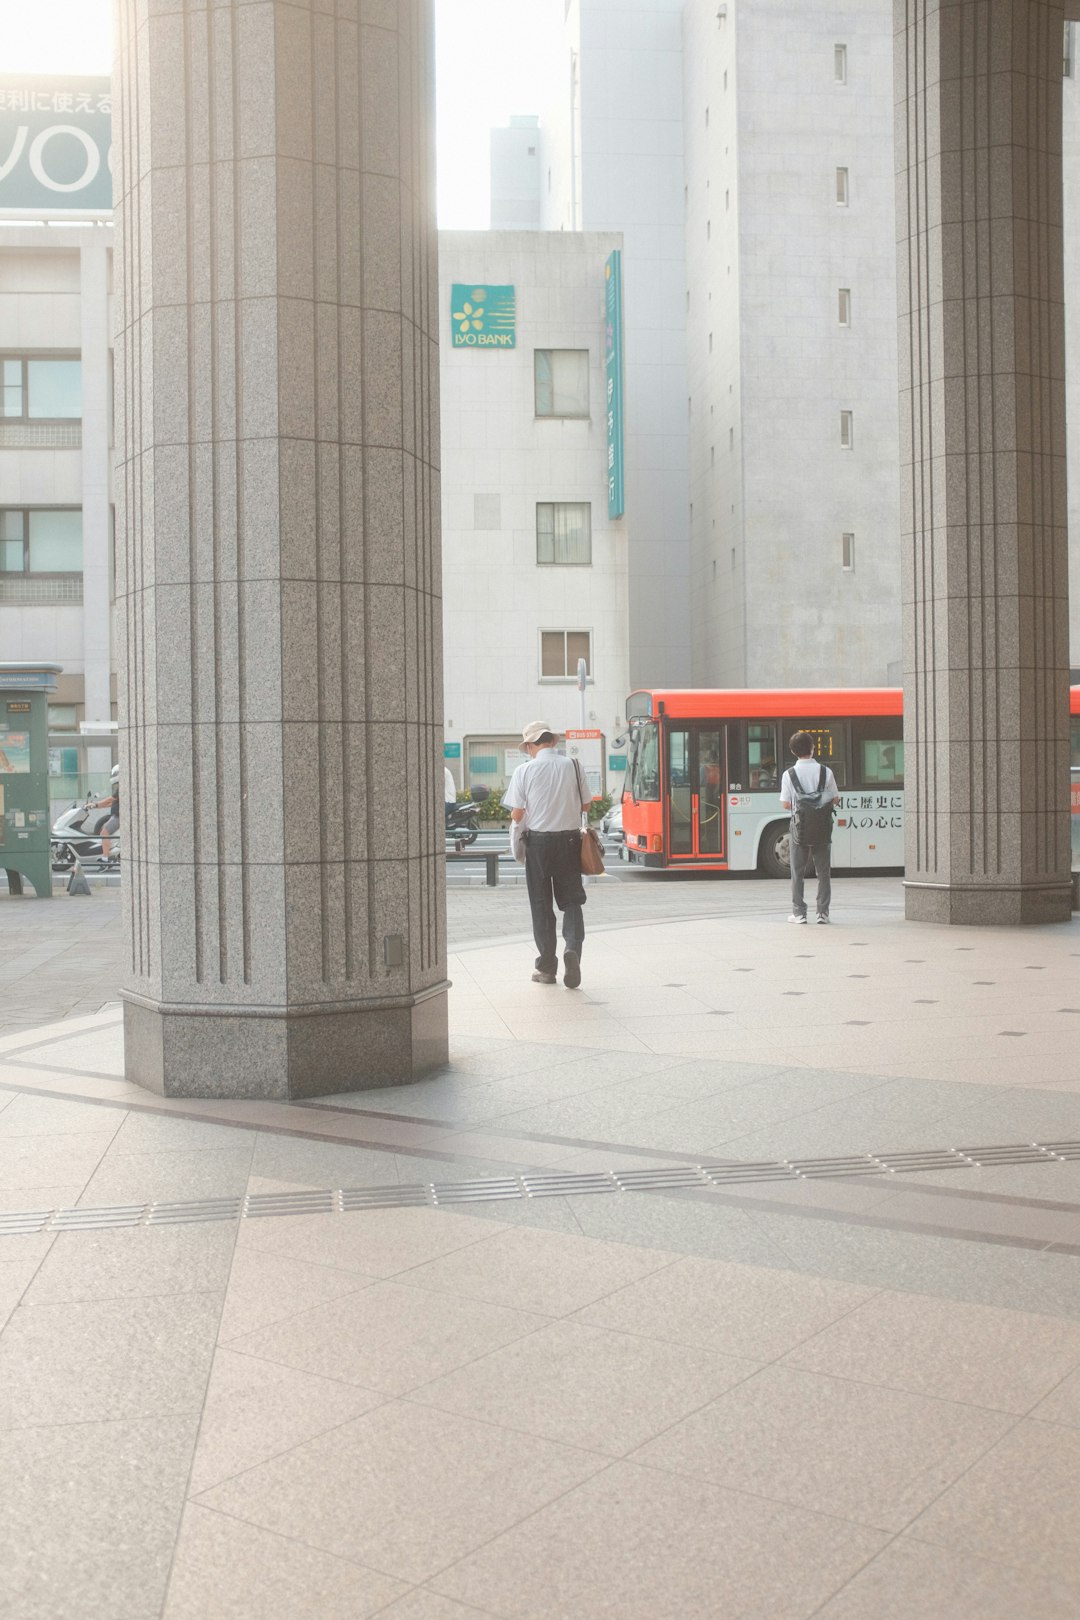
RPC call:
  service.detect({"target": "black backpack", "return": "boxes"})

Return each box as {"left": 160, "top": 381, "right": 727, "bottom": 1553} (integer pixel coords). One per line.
{"left": 786, "top": 764, "right": 834, "bottom": 846}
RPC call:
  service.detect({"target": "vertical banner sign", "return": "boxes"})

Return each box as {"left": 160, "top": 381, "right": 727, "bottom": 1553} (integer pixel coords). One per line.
{"left": 604, "top": 249, "right": 625, "bottom": 519}
{"left": 0, "top": 77, "right": 113, "bottom": 214}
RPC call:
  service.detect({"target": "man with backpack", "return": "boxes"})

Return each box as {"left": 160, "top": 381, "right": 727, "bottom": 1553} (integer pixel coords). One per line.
{"left": 781, "top": 731, "right": 840, "bottom": 924}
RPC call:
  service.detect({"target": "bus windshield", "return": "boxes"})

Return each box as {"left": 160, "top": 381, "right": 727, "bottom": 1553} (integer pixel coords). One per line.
{"left": 627, "top": 722, "right": 660, "bottom": 801}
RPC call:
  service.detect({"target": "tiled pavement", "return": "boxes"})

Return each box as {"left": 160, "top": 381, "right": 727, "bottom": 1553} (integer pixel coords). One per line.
{"left": 2, "top": 876, "right": 1080, "bottom": 1616}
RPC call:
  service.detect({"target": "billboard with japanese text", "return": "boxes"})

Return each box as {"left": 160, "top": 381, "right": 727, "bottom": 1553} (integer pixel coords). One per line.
{"left": 0, "top": 77, "right": 112, "bottom": 215}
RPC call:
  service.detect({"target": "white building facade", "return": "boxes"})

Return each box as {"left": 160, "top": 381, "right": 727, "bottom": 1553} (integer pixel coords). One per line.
{"left": 440, "top": 230, "right": 630, "bottom": 801}
{"left": 0, "top": 221, "right": 115, "bottom": 790}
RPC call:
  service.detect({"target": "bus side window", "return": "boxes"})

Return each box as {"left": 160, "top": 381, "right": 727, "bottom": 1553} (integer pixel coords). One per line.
{"left": 859, "top": 740, "right": 904, "bottom": 786}
{"left": 748, "top": 722, "right": 778, "bottom": 790}
{"left": 851, "top": 717, "right": 904, "bottom": 787}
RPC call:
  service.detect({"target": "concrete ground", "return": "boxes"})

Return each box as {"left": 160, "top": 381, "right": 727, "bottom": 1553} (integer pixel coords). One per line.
{"left": 2, "top": 874, "right": 1080, "bottom": 1618}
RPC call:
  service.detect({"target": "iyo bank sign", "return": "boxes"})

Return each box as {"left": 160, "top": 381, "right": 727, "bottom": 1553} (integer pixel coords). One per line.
{"left": 0, "top": 78, "right": 113, "bottom": 215}
{"left": 450, "top": 284, "right": 516, "bottom": 348}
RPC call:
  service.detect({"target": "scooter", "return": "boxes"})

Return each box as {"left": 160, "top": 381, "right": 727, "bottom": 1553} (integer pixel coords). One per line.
{"left": 445, "top": 791, "right": 485, "bottom": 848}
{"left": 51, "top": 795, "right": 110, "bottom": 872}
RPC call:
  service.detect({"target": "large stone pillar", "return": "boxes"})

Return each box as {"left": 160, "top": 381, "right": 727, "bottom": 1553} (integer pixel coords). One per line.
{"left": 895, "top": 0, "right": 1073, "bottom": 923}
{"left": 113, "top": 0, "right": 448, "bottom": 1097}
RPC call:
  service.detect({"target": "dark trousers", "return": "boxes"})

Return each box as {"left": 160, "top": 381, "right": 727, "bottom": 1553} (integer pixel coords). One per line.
{"left": 525, "top": 831, "right": 586, "bottom": 973}
{"left": 791, "top": 836, "right": 832, "bottom": 919}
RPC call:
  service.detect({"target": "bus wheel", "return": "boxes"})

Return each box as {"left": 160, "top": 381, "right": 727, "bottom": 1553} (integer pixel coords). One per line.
{"left": 759, "top": 823, "right": 791, "bottom": 877}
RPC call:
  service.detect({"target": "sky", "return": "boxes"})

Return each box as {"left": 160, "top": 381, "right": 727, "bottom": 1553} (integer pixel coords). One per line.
{"left": 0, "top": 0, "right": 556, "bottom": 228}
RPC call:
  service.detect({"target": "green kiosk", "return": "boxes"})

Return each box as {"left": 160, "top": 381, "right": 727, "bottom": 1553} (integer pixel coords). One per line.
{"left": 0, "top": 663, "right": 62, "bottom": 899}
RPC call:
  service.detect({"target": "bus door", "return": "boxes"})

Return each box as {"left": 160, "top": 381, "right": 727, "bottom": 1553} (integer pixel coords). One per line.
{"left": 666, "top": 726, "right": 728, "bottom": 862}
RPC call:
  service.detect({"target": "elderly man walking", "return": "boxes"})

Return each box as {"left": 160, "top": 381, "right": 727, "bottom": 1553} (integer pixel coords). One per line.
{"left": 503, "top": 722, "right": 593, "bottom": 987}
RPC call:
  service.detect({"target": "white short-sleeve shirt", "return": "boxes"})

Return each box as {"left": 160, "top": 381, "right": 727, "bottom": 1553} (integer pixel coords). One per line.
{"left": 780, "top": 757, "right": 839, "bottom": 808}
{"left": 502, "top": 748, "right": 589, "bottom": 832}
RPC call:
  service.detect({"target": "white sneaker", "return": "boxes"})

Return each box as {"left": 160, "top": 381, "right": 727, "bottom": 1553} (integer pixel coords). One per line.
{"left": 787, "top": 913, "right": 807, "bottom": 924}
{"left": 816, "top": 915, "right": 830, "bottom": 925}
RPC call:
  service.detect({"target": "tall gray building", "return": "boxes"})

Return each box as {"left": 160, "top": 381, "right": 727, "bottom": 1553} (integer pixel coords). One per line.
{"left": 683, "top": 0, "right": 901, "bottom": 688}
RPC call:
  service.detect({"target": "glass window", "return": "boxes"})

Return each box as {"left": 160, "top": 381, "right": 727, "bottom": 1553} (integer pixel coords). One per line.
{"left": 534, "top": 349, "right": 589, "bottom": 417}
{"left": 0, "top": 356, "right": 81, "bottom": 421}
{"left": 627, "top": 721, "right": 659, "bottom": 801}
{"left": 859, "top": 739, "right": 905, "bottom": 786}
{"left": 668, "top": 728, "right": 693, "bottom": 853}
{"left": 540, "top": 629, "right": 591, "bottom": 679}
{"left": 27, "top": 359, "right": 81, "bottom": 419}
{"left": 838, "top": 287, "right": 851, "bottom": 325}
{"left": 2, "top": 358, "right": 23, "bottom": 418}
{"left": 28, "top": 510, "right": 83, "bottom": 572}
{"left": 842, "top": 532, "right": 855, "bottom": 569}
{"left": 840, "top": 410, "right": 853, "bottom": 448}
{"left": 466, "top": 735, "right": 522, "bottom": 799}
{"left": 536, "top": 502, "right": 591, "bottom": 565}
{"left": 835, "top": 44, "right": 847, "bottom": 83}
{"left": 0, "top": 509, "right": 25, "bottom": 572}
{"left": 48, "top": 705, "right": 79, "bottom": 730}
{"left": 836, "top": 167, "right": 849, "bottom": 205}
{"left": 748, "top": 723, "right": 779, "bottom": 790}
{"left": 851, "top": 716, "right": 904, "bottom": 787}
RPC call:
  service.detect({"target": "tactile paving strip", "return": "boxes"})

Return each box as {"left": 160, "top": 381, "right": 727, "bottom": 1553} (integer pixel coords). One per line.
{"left": 2, "top": 1136, "right": 1080, "bottom": 1236}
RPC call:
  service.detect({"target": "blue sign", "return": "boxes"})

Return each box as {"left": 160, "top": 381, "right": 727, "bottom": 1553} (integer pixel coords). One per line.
{"left": 443, "top": 742, "right": 461, "bottom": 759}
{"left": 604, "top": 250, "right": 625, "bottom": 519}
{"left": 0, "top": 78, "right": 113, "bottom": 214}
{"left": 450, "top": 284, "right": 516, "bottom": 348}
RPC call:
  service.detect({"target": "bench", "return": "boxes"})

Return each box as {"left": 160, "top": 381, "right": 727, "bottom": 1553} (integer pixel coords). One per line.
{"left": 445, "top": 850, "right": 502, "bottom": 886}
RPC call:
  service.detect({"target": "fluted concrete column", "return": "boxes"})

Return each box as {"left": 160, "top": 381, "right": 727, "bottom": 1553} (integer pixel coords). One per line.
{"left": 895, "top": 0, "right": 1073, "bottom": 924}
{"left": 114, "top": 0, "right": 448, "bottom": 1097}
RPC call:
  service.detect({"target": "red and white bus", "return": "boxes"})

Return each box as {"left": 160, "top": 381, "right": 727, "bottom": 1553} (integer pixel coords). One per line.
{"left": 620, "top": 686, "right": 1080, "bottom": 875}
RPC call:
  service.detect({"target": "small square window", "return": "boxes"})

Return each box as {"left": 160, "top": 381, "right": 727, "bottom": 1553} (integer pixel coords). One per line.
{"left": 540, "top": 629, "right": 591, "bottom": 680}
{"left": 836, "top": 167, "right": 849, "bottom": 206}
{"left": 840, "top": 411, "right": 854, "bottom": 449}
{"left": 834, "top": 44, "right": 847, "bottom": 83}
{"left": 838, "top": 288, "right": 851, "bottom": 325}
{"left": 536, "top": 503, "right": 591, "bottom": 565}
{"left": 842, "top": 532, "right": 855, "bottom": 570}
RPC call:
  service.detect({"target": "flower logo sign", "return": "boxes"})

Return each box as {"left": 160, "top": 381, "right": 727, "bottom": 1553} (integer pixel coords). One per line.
{"left": 449, "top": 284, "right": 516, "bottom": 348}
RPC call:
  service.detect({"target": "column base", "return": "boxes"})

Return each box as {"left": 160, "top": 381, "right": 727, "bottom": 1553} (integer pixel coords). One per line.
{"left": 904, "top": 881, "right": 1073, "bottom": 926}
{"left": 122, "top": 986, "right": 449, "bottom": 1100}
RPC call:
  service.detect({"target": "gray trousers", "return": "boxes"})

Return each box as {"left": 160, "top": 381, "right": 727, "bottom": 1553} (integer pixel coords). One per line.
{"left": 790, "top": 836, "right": 832, "bottom": 919}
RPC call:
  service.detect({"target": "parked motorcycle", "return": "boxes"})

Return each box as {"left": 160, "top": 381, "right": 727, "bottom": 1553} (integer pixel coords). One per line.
{"left": 446, "top": 786, "right": 493, "bottom": 848}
